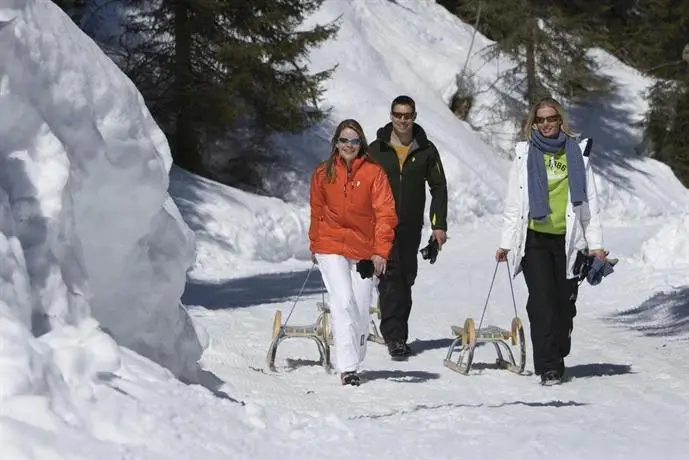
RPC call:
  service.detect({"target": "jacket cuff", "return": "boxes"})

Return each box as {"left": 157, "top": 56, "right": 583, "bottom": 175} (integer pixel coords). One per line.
{"left": 373, "top": 248, "right": 390, "bottom": 260}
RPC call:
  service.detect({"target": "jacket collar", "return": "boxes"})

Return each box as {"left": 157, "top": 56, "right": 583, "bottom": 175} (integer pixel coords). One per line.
{"left": 375, "top": 122, "right": 430, "bottom": 149}
{"left": 334, "top": 153, "right": 367, "bottom": 175}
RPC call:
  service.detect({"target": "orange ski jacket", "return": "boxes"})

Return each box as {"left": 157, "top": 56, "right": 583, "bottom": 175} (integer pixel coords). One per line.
{"left": 309, "top": 154, "right": 397, "bottom": 261}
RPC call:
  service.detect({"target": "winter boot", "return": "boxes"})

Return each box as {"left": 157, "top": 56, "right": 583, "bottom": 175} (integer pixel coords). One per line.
{"left": 388, "top": 341, "right": 410, "bottom": 361}
{"left": 540, "top": 370, "right": 563, "bottom": 386}
{"left": 341, "top": 371, "right": 361, "bottom": 386}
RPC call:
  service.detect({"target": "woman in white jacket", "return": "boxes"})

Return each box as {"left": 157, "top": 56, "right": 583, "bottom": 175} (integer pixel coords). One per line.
{"left": 495, "top": 98, "right": 607, "bottom": 386}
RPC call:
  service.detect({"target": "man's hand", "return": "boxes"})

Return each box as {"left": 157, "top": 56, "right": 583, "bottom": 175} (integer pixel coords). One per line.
{"left": 432, "top": 229, "right": 447, "bottom": 249}
{"left": 371, "top": 255, "right": 387, "bottom": 276}
{"left": 495, "top": 248, "right": 509, "bottom": 262}
{"left": 589, "top": 249, "right": 607, "bottom": 261}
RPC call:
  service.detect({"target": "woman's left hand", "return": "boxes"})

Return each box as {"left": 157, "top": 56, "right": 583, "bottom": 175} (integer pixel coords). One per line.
{"left": 371, "top": 255, "right": 386, "bottom": 276}
{"left": 589, "top": 249, "right": 607, "bottom": 260}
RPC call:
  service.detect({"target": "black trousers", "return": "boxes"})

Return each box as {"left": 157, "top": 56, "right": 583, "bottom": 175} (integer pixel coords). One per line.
{"left": 378, "top": 226, "right": 422, "bottom": 345}
{"left": 521, "top": 229, "right": 579, "bottom": 376}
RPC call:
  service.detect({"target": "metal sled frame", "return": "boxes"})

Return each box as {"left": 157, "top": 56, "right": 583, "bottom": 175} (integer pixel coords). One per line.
{"left": 443, "top": 261, "right": 529, "bottom": 376}
{"left": 266, "top": 297, "right": 384, "bottom": 372}
{"left": 443, "top": 317, "right": 526, "bottom": 375}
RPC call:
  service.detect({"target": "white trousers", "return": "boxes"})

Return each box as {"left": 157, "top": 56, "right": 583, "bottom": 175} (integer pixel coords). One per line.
{"left": 315, "top": 253, "right": 373, "bottom": 373}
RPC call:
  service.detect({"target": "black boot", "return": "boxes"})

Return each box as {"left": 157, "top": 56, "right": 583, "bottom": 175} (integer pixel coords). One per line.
{"left": 340, "top": 371, "right": 361, "bottom": 386}
{"left": 388, "top": 341, "right": 410, "bottom": 361}
{"left": 540, "top": 370, "right": 563, "bottom": 386}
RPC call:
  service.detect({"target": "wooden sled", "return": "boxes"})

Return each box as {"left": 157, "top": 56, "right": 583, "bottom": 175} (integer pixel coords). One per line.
{"left": 265, "top": 301, "right": 384, "bottom": 372}
{"left": 443, "top": 317, "right": 527, "bottom": 375}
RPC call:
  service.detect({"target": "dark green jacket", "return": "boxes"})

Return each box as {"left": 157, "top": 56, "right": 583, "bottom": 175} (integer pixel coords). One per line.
{"left": 368, "top": 123, "right": 448, "bottom": 231}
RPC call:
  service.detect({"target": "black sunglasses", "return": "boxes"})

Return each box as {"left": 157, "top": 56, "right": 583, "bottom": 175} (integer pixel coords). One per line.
{"left": 535, "top": 115, "right": 561, "bottom": 124}
{"left": 391, "top": 111, "right": 415, "bottom": 120}
{"left": 338, "top": 137, "right": 361, "bottom": 145}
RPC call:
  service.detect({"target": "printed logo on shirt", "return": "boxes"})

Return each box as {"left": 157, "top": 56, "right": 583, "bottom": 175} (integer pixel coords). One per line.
{"left": 546, "top": 156, "right": 567, "bottom": 180}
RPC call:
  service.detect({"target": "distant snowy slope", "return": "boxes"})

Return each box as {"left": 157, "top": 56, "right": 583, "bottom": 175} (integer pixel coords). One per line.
{"left": 296, "top": 0, "right": 689, "bottom": 221}
{"left": 172, "top": 0, "right": 689, "bottom": 276}
{"left": 287, "top": 0, "right": 509, "bottom": 223}
{"left": 0, "top": 0, "right": 201, "bottom": 396}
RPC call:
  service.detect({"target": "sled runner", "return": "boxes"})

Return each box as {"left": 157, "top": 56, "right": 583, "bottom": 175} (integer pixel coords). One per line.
{"left": 443, "top": 261, "right": 528, "bottom": 376}
{"left": 265, "top": 302, "right": 383, "bottom": 372}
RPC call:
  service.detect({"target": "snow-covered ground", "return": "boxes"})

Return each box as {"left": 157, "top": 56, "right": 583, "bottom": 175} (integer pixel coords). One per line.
{"left": 2, "top": 0, "right": 689, "bottom": 459}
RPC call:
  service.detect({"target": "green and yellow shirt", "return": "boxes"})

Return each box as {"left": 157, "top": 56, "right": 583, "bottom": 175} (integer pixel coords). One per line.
{"left": 529, "top": 151, "right": 568, "bottom": 235}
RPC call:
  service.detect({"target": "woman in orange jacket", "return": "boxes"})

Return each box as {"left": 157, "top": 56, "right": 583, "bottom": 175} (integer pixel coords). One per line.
{"left": 310, "top": 119, "right": 398, "bottom": 386}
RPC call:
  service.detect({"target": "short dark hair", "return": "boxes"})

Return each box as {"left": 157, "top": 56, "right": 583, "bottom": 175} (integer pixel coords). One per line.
{"left": 391, "top": 95, "right": 415, "bottom": 113}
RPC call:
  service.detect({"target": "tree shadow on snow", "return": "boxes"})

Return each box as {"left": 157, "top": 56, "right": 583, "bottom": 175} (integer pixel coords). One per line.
{"left": 608, "top": 287, "right": 689, "bottom": 337}
{"left": 284, "top": 357, "right": 324, "bottom": 370}
{"left": 384, "top": 0, "right": 417, "bottom": 13}
{"left": 494, "top": 400, "right": 588, "bottom": 408}
{"left": 193, "top": 369, "right": 245, "bottom": 405}
{"left": 468, "top": 361, "right": 503, "bottom": 371}
{"left": 351, "top": 399, "right": 587, "bottom": 419}
{"left": 566, "top": 87, "right": 648, "bottom": 193}
{"left": 565, "top": 363, "right": 634, "bottom": 380}
{"left": 408, "top": 337, "right": 455, "bottom": 354}
{"left": 182, "top": 268, "right": 325, "bottom": 309}
{"left": 359, "top": 369, "right": 442, "bottom": 383}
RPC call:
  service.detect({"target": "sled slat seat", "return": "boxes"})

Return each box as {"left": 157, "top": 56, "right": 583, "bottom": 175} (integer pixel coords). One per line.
{"left": 283, "top": 324, "right": 318, "bottom": 336}
{"left": 451, "top": 324, "right": 511, "bottom": 341}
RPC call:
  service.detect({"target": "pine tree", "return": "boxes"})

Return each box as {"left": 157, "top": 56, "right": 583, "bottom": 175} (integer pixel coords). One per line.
{"left": 441, "top": 0, "right": 613, "bottom": 115}
{"left": 118, "top": 0, "right": 337, "bottom": 189}
{"left": 608, "top": 0, "right": 689, "bottom": 185}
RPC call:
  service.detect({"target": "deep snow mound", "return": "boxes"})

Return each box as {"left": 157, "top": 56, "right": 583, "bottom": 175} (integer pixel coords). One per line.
{"left": 0, "top": 0, "right": 202, "bottom": 383}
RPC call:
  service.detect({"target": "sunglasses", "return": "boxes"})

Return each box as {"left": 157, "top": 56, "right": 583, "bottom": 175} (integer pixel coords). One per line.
{"left": 391, "top": 111, "right": 415, "bottom": 120}
{"left": 338, "top": 137, "right": 361, "bottom": 146}
{"left": 535, "top": 115, "right": 561, "bottom": 124}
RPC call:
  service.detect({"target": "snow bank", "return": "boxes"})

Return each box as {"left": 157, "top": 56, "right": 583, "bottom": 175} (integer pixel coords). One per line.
{"left": 640, "top": 214, "right": 689, "bottom": 269}
{"left": 0, "top": 0, "right": 201, "bottom": 392}
{"left": 169, "top": 167, "right": 311, "bottom": 281}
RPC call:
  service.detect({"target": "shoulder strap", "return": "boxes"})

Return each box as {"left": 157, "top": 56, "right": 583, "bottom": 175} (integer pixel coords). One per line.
{"left": 580, "top": 138, "right": 593, "bottom": 157}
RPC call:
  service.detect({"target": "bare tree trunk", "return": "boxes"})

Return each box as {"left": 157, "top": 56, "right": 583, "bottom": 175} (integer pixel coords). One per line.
{"left": 174, "top": 0, "right": 200, "bottom": 173}
{"left": 525, "top": 16, "right": 538, "bottom": 106}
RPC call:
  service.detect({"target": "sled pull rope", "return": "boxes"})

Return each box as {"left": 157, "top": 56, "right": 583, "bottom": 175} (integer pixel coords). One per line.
{"left": 282, "top": 263, "right": 316, "bottom": 328}
{"left": 505, "top": 262, "right": 519, "bottom": 318}
{"left": 475, "top": 261, "right": 519, "bottom": 335}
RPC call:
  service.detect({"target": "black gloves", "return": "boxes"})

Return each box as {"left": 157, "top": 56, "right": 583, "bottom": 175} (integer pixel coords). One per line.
{"left": 419, "top": 236, "right": 439, "bottom": 264}
{"left": 356, "top": 259, "right": 375, "bottom": 279}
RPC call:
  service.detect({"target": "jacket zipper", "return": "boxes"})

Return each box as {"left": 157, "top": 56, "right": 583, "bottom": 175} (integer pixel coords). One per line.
{"left": 396, "top": 143, "right": 418, "bottom": 222}
{"left": 342, "top": 166, "right": 352, "bottom": 255}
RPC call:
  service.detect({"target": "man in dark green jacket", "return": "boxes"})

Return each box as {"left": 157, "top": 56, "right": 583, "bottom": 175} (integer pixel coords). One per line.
{"left": 368, "top": 95, "right": 448, "bottom": 359}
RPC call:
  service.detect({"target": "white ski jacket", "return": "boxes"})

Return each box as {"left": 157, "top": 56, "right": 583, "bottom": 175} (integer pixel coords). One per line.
{"left": 499, "top": 138, "right": 604, "bottom": 279}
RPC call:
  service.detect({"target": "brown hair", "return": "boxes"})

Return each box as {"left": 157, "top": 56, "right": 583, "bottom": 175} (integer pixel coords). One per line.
{"left": 324, "top": 119, "right": 370, "bottom": 183}
{"left": 522, "top": 97, "right": 574, "bottom": 140}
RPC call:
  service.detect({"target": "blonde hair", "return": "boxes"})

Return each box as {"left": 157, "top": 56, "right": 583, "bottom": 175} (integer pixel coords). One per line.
{"left": 323, "top": 119, "right": 370, "bottom": 183}
{"left": 522, "top": 97, "right": 574, "bottom": 140}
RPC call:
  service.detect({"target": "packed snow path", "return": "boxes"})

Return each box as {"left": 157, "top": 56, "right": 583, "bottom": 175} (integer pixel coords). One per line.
{"left": 186, "top": 222, "right": 689, "bottom": 458}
